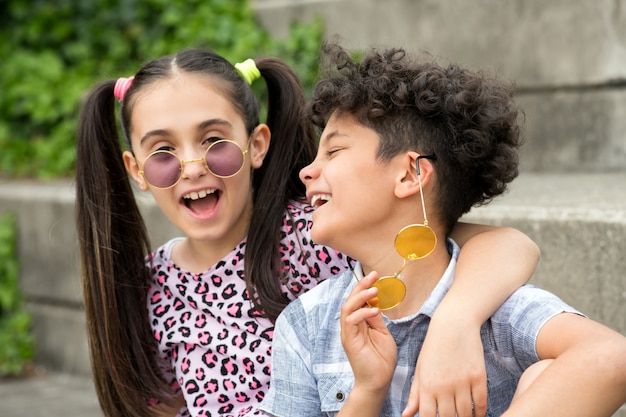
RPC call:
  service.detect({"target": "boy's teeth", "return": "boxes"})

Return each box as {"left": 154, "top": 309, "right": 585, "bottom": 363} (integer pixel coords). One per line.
{"left": 311, "top": 194, "right": 330, "bottom": 207}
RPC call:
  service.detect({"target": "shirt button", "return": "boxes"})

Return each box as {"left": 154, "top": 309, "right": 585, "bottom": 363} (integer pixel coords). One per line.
{"left": 335, "top": 391, "right": 345, "bottom": 402}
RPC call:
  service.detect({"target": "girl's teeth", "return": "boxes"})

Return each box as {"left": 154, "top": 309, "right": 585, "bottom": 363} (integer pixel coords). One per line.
{"left": 184, "top": 189, "right": 215, "bottom": 200}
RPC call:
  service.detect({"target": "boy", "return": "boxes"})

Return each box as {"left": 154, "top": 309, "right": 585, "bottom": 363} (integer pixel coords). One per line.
{"left": 259, "top": 43, "right": 626, "bottom": 417}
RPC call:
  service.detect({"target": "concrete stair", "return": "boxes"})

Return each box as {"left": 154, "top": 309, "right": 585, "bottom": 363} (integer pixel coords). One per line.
{"left": 1, "top": 173, "right": 625, "bottom": 377}
{"left": 3, "top": 173, "right": 625, "bottom": 417}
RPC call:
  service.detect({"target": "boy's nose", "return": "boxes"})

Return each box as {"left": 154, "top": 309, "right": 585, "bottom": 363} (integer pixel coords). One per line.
{"left": 299, "top": 162, "right": 317, "bottom": 184}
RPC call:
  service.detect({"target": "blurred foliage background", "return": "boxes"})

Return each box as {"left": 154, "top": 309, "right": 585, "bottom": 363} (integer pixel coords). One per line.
{"left": 0, "top": 0, "right": 323, "bottom": 179}
{"left": 0, "top": 212, "right": 34, "bottom": 377}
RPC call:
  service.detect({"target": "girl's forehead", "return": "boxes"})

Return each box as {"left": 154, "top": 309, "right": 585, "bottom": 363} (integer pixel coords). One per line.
{"left": 132, "top": 75, "right": 234, "bottom": 113}
{"left": 128, "top": 75, "right": 246, "bottom": 140}
{"left": 133, "top": 73, "right": 229, "bottom": 103}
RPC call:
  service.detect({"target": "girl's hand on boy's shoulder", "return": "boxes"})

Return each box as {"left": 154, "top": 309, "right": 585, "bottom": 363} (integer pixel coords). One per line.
{"left": 403, "top": 313, "right": 487, "bottom": 417}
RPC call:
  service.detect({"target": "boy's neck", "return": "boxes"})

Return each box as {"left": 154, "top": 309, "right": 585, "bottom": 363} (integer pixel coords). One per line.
{"left": 363, "top": 241, "right": 451, "bottom": 320}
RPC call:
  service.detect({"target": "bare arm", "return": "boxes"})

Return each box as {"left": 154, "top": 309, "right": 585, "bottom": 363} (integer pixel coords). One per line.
{"left": 503, "top": 313, "right": 626, "bottom": 417}
{"left": 445, "top": 222, "right": 539, "bottom": 327}
{"left": 404, "top": 223, "right": 540, "bottom": 417}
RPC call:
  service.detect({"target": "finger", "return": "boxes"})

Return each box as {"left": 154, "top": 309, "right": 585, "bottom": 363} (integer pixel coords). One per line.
{"left": 342, "top": 304, "right": 380, "bottom": 328}
{"left": 417, "top": 394, "right": 437, "bottom": 417}
{"left": 401, "top": 382, "right": 419, "bottom": 417}
{"left": 358, "top": 271, "right": 382, "bottom": 307}
{"left": 340, "top": 306, "right": 379, "bottom": 352}
{"left": 436, "top": 396, "right": 456, "bottom": 417}
{"left": 470, "top": 379, "right": 487, "bottom": 417}
{"left": 363, "top": 310, "right": 387, "bottom": 333}
{"left": 342, "top": 286, "right": 379, "bottom": 316}
{"left": 454, "top": 388, "right": 474, "bottom": 417}
{"left": 359, "top": 270, "right": 380, "bottom": 286}
{"left": 341, "top": 288, "right": 380, "bottom": 336}
{"left": 343, "top": 272, "right": 380, "bottom": 313}
{"left": 355, "top": 271, "right": 379, "bottom": 293}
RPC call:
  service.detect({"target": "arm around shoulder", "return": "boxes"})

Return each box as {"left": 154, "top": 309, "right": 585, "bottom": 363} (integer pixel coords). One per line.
{"left": 504, "top": 312, "right": 626, "bottom": 417}
{"left": 446, "top": 222, "right": 540, "bottom": 324}
{"left": 404, "top": 224, "right": 540, "bottom": 417}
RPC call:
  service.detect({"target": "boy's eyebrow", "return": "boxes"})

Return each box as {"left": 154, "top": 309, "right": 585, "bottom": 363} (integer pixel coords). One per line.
{"left": 139, "top": 118, "right": 233, "bottom": 145}
{"left": 319, "top": 129, "right": 348, "bottom": 146}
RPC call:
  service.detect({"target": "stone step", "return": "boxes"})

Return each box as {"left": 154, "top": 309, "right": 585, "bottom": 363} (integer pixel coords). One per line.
{"left": 1, "top": 174, "right": 625, "bottom": 384}
{"left": 462, "top": 172, "right": 626, "bottom": 336}
{"left": 254, "top": 0, "right": 626, "bottom": 174}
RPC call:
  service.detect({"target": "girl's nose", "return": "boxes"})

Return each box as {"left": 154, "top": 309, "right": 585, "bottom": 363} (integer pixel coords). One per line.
{"left": 181, "top": 157, "right": 208, "bottom": 180}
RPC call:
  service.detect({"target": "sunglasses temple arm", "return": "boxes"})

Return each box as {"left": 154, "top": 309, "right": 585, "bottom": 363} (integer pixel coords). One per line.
{"left": 415, "top": 158, "right": 429, "bottom": 227}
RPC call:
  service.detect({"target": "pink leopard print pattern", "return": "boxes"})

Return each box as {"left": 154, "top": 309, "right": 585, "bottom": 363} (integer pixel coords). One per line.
{"left": 148, "top": 201, "right": 350, "bottom": 416}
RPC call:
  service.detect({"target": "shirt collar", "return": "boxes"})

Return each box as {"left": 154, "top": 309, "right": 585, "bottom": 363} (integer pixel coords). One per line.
{"left": 339, "top": 238, "right": 461, "bottom": 321}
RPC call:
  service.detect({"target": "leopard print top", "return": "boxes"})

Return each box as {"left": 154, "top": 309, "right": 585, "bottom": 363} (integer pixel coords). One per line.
{"left": 148, "top": 200, "right": 350, "bottom": 416}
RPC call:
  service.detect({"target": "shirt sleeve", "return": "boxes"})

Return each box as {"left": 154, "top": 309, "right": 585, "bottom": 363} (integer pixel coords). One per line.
{"left": 489, "top": 285, "right": 584, "bottom": 371}
{"left": 259, "top": 300, "right": 324, "bottom": 416}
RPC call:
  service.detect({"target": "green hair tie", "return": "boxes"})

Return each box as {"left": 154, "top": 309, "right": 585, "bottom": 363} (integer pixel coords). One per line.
{"left": 235, "top": 58, "right": 261, "bottom": 85}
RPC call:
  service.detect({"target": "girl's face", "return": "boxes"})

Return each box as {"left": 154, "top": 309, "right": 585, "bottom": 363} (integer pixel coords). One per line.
{"left": 299, "top": 113, "right": 408, "bottom": 261}
{"left": 123, "top": 73, "right": 269, "bottom": 251}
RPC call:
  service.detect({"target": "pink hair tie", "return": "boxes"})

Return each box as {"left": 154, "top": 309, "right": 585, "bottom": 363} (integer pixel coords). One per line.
{"left": 114, "top": 76, "right": 135, "bottom": 101}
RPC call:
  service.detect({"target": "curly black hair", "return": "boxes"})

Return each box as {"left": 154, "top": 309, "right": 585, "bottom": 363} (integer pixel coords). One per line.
{"left": 308, "top": 42, "right": 523, "bottom": 233}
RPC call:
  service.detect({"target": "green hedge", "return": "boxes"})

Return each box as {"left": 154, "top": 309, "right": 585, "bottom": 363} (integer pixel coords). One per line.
{"left": 0, "top": 212, "right": 34, "bottom": 377}
{"left": 0, "top": 0, "right": 323, "bottom": 179}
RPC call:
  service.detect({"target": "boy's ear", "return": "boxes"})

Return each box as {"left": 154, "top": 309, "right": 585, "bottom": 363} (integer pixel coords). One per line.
{"left": 394, "top": 152, "right": 435, "bottom": 199}
{"left": 123, "top": 151, "right": 149, "bottom": 191}
{"left": 250, "top": 124, "right": 271, "bottom": 169}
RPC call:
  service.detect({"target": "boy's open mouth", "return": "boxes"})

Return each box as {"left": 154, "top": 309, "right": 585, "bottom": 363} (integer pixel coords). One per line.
{"left": 311, "top": 194, "right": 331, "bottom": 208}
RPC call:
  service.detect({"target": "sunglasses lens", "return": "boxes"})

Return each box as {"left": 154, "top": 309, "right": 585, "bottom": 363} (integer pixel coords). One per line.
{"left": 206, "top": 141, "right": 244, "bottom": 177}
{"left": 143, "top": 152, "right": 182, "bottom": 188}
{"left": 369, "top": 277, "right": 406, "bottom": 310}
{"left": 395, "top": 224, "right": 437, "bottom": 260}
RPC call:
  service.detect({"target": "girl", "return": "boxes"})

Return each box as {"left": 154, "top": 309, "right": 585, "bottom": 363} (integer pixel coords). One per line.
{"left": 75, "top": 48, "right": 539, "bottom": 417}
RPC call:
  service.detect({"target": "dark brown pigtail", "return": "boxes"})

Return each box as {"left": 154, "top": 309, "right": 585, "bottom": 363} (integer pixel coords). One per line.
{"left": 245, "top": 57, "right": 318, "bottom": 323}
{"left": 75, "top": 80, "right": 171, "bottom": 417}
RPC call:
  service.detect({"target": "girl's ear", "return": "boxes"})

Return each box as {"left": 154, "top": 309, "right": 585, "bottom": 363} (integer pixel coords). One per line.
{"left": 122, "top": 151, "right": 149, "bottom": 191}
{"left": 394, "top": 152, "right": 435, "bottom": 199}
{"left": 250, "top": 124, "right": 271, "bottom": 169}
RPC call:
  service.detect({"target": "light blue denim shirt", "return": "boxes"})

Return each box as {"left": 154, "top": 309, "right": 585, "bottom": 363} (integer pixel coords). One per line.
{"left": 260, "top": 239, "right": 581, "bottom": 417}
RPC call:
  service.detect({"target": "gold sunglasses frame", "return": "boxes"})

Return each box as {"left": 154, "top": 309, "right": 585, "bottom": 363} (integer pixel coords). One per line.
{"left": 137, "top": 139, "right": 250, "bottom": 189}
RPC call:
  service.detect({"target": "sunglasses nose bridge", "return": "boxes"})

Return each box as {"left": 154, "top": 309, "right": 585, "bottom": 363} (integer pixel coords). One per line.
{"left": 180, "top": 156, "right": 210, "bottom": 179}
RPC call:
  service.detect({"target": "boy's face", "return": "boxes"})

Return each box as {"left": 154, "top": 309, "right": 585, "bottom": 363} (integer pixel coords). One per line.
{"left": 299, "top": 113, "right": 404, "bottom": 257}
